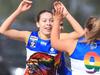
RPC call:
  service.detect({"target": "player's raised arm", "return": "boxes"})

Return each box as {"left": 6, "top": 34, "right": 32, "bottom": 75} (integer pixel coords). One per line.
{"left": 59, "top": 1, "right": 85, "bottom": 39}
{"left": 0, "top": 0, "right": 32, "bottom": 41}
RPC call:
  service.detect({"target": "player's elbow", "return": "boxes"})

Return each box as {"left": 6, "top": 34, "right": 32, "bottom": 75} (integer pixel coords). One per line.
{"left": 0, "top": 28, "right": 4, "bottom": 34}
{"left": 0, "top": 28, "right": 5, "bottom": 34}
{"left": 0, "top": 27, "right": 8, "bottom": 36}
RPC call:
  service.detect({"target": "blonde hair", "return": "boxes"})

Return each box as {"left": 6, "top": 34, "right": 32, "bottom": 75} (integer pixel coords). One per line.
{"left": 85, "top": 16, "right": 100, "bottom": 42}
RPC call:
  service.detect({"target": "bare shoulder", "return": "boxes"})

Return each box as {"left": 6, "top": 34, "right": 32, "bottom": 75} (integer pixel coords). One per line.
{"left": 20, "top": 31, "right": 31, "bottom": 42}
{"left": 60, "top": 37, "right": 78, "bottom": 55}
{"left": 60, "top": 33, "right": 69, "bottom": 39}
{"left": 23, "top": 31, "right": 31, "bottom": 43}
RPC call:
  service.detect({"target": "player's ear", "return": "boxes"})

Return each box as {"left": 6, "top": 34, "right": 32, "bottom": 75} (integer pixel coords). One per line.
{"left": 36, "top": 22, "right": 40, "bottom": 28}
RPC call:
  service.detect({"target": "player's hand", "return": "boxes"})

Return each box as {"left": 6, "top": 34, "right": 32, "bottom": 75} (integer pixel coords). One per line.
{"left": 53, "top": 1, "right": 63, "bottom": 22}
{"left": 59, "top": 1, "right": 69, "bottom": 17}
{"left": 16, "top": 0, "right": 32, "bottom": 13}
{"left": 54, "top": 1, "right": 63, "bottom": 20}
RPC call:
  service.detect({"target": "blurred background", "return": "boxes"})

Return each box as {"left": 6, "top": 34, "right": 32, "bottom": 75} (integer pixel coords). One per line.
{"left": 0, "top": 0, "right": 100, "bottom": 75}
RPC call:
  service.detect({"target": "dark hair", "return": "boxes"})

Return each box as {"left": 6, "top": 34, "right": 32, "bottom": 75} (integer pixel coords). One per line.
{"left": 36, "top": 10, "right": 53, "bottom": 22}
{"left": 85, "top": 16, "right": 97, "bottom": 31}
{"left": 84, "top": 16, "right": 100, "bottom": 42}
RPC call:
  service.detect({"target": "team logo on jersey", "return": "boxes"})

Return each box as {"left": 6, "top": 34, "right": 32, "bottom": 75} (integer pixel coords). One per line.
{"left": 30, "top": 36, "right": 38, "bottom": 48}
{"left": 49, "top": 48, "right": 57, "bottom": 55}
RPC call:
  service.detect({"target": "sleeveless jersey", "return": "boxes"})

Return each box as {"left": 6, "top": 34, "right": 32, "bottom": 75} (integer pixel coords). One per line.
{"left": 24, "top": 31, "right": 61, "bottom": 75}
{"left": 70, "top": 37, "right": 100, "bottom": 75}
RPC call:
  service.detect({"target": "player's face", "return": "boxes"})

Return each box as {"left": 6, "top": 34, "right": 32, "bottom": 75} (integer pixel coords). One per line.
{"left": 37, "top": 12, "right": 53, "bottom": 36}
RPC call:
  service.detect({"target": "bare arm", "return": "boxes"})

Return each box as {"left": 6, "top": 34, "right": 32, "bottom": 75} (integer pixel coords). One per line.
{"left": 0, "top": 0, "right": 32, "bottom": 42}
{"left": 60, "top": 2, "right": 85, "bottom": 39}
{"left": 51, "top": 1, "right": 79, "bottom": 55}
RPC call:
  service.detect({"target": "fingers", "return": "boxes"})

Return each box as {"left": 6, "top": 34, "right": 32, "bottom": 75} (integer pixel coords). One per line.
{"left": 53, "top": 1, "right": 61, "bottom": 7}
{"left": 53, "top": 1, "right": 63, "bottom": 10}
{"left": 53, "top": 1, "right": 63, "bottom": 15}
{"left": 19, "top": 0, "right": 32, "bottom": 6}
{"left": 23, "top": 0, "right": 32, "bottom": 4}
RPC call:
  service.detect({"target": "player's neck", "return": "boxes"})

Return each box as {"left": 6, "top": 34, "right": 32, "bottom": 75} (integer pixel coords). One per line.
{"left": 38, "top": 32, "right": 50, "bottom": 40}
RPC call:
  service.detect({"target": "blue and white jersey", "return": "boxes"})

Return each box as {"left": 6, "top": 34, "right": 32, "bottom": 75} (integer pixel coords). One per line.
{"left": 25, "top": 31, "right": 69, "bottom": 75}
{"left": 26, "top": 31, "right": 59, "bottom": 60}
{"left": 70, "top": 38, "right": 100, "bottom": 75}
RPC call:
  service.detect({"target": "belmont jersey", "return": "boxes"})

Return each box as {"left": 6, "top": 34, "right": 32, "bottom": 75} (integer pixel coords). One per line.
{"left": 25, "top": 31, "right": 61, "bottom": 75}
{"left": 70, "top": 37, "right": 100, "bottom": 75}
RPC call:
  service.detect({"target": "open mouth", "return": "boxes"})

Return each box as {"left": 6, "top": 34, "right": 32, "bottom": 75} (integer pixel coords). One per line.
{"left": 45, "top": 27, "right": 52, "bottom": 31}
